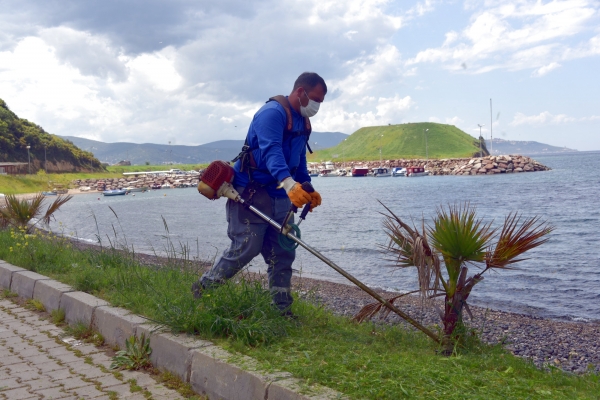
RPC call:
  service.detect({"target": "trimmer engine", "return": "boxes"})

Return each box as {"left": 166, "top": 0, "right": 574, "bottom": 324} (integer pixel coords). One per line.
{"left": 197, "top": 160, "right": 240, "bottom": 201}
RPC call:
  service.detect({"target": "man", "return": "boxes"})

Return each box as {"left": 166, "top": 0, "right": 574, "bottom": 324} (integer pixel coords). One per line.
{"left": 192, "top": 72, "right": 327, "bottom": 316}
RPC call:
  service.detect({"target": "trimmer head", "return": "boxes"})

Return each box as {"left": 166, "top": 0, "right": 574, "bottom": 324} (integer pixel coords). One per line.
{"left": 197, "top": 160, "right": 239, "bottom": 201}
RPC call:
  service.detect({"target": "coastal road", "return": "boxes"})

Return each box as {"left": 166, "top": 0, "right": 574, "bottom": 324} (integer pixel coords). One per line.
{"left": 0, "top": 298, "right": 186, "bottom": 399}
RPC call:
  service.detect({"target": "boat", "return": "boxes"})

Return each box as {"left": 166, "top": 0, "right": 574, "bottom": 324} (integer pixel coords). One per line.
{"left": 151, "top": 183, "right": 162, "bottom": 190}
{"left": 161, "top": 183, "right": 172, "bottom": 189}
{"left": 392, "top": 167, "right": 406, "bottom": 177}
{"left": 406, "top": 166, "right": 428, "bottom": 177}
{"left": 102, "top": 189, "right": 127, "bottom": 196}
{"left": 124, "top": 186, "right": 148, "bottom": 192}
{"left": 372, "top": 167, "right": 391, "bottom": 177}
{"left": 42, "top": 191, "right": 57, "bottom": 196}
{"left": 318, "top": 169, "right": 336, "bottom": 177}
{"left": 79, "top": 186, "right": 91, "bottom": 192}
{"left": 308, "top": 163, "right": 320, "bottom": 177}
{"left": 351, "top": 165, "right": 369, "bottom": 177}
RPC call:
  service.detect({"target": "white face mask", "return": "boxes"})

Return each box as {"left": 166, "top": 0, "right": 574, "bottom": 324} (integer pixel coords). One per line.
{"left": 299, "top": 89, "right": 320, "bottom": 118}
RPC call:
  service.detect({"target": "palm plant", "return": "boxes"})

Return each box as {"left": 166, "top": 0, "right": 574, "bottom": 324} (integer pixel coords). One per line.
{"left": 0, "top": 193, "right": 73, "bottom": 233}
{"left": 355, "top": 202, "right": 553, "bottom": 354}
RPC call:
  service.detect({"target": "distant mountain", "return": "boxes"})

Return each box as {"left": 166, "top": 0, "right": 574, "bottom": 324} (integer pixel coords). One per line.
{"left": 60, "top": 131, "right": 348, "bottom": 165}
{"left": 489, "top": 138, "right": 577, "bottom": 156}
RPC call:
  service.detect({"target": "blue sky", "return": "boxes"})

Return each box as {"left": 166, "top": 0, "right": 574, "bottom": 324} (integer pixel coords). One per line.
{"left": 0, "top": 0, "right": 598, "bottom": 150}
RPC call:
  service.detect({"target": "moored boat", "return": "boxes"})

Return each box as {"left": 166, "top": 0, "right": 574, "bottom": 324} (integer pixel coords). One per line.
{"left": 351, "top": 165, "right": 369, "bottom": 177}
{"left": 406, "top": 166, "right": 428, "bottom": 177}
{"left": 372, "top": 167, "right": 391, "bottom": 177}
{"left": 392, "top": 167, "right": 406, "bottom": 177}
{"left": 42, "top": 191, "right": 57, "bottom": 196}
{"left": 102, "top": 189, "right": 127, "bottom": 196}
{"left": 318, "top": 169, "right": 336, "bottom": 177}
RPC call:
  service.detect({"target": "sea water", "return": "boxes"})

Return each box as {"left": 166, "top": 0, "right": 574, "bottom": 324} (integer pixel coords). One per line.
{"left": 49, "top": 151, "right": 600, "bottom": 321}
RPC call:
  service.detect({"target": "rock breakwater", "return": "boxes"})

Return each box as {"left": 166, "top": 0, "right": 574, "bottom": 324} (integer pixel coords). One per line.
{"left": 71, "top": 174, "right": 198, "bottom": 191}
{"left": 336, "top": 154, "right": 550, "bottom": 176}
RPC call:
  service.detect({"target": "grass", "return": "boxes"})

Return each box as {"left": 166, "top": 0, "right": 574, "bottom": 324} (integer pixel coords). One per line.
{"left": 0, "top": 228, "right": 598, "bottom": 399}
{"left": 308, "top": 122, "right": 481, "bottom": 162}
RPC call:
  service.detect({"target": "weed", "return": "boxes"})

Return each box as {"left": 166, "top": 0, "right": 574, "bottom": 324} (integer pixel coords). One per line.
{"left": 25, "top": 299, "right": 46, "bottom": 312}
{"left": 50, "top": 309, "right": 65, "bottom": 325}
{"left": 1, "top": 289, "right": 17, "bottom": 298}
{"left": 110, "top": 334, "right": 152, "bottom": 371}
{"left": 64, "top": 322, "right": 104, "bottom": 346}
{"left": 155, "top": 371, "right": 206, "bottom": 399}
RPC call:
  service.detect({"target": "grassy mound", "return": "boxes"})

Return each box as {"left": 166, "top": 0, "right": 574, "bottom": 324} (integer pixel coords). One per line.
{"left": 308, "top": 122, "right": 482, "bottom": 162}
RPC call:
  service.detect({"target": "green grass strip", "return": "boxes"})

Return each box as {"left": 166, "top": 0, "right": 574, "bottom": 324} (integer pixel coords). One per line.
{"left": 0, "top": 229, "right": 598, "bottom": 399}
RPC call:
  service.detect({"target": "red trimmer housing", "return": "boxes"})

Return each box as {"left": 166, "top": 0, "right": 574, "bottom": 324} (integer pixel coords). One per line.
{"left": 197, "top": 160, "right": 238, "bottom": 200}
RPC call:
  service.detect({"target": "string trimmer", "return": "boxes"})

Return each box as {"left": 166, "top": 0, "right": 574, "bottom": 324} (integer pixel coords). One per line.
{"left": 197, "top": 160, "right": 439, "bottom": 342}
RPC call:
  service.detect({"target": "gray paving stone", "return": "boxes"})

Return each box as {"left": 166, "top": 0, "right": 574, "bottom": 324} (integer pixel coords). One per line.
{"left": 0, "top": 386, "right": 37, "bottom": 399}
{"left": 137, "top": 324, "right": 212, "bottom": 382}
{"left": 27, "top": 376, "right": 61, "bottom": 391}
{"left": 60, "top": 292, "right": 109, "bottom": 326}
{"left": 0, "top": 263, "right": 26, "bottom": 290}
{"left": 10, "top": 270, "right": 50, "bottom": 299}
{"left": 93, "top": 307, "right": 147, "bottom": 350}
{"left": 35, "top": 385, "right": 70, "bottom": 399}
{"left": 71, "top": 384, "right": 106, "bottom": 398}
{"left": 59, "top": 376, "right": 90, "bottom": 390}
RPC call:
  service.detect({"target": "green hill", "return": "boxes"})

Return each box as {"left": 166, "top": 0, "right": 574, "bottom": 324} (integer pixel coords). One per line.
{"left": 0, "top": 98, "right": 104, "bottom": 172}
{"left": 308, "top": 122, "right": 486, "bottom": 162}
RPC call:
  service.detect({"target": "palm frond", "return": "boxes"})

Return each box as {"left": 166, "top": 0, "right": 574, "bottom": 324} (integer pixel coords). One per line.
{"left": 486, "top": 212, "right": 553, "bottom": 269}
{"left": 41, "top": 194, "right": 73, "bottom": 226}
{"left": 429, "top": 203, "right": 495, "bottom": 278}
{"left": 378, "top": 201, "right": 442, "bottom": 298}
{"left": 353, "top": 291, "right": 420, "bottom": 323}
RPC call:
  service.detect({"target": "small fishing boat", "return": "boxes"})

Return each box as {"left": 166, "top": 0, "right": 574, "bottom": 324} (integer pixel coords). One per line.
{"left": 392, "top": 167, "right": 406, "bottom": 177}
{"left": 318, "top": 169, "right": 336, "bottom": 177}
{"left": 79, "top": 186, "right": 91, "bottom": 192}
{"left": 372, "top": 167, "right": 391, "bottom": 177}
{"left": 406, "top": 166, "right": 428, "bottom": 177}
{"left": 42, "top": 191, "right": 57, "bottom": 196}
{"left": 151, "top": 183, "right": 162, "bottom": 190}
{"left": 351, "top": 165, "right": 369, "bottom": 177}
{"left": 102, "top": 189, "right": 127, "bottom": 196}
{"left": 161, "top": 183, "right": 172, "bottom": 189}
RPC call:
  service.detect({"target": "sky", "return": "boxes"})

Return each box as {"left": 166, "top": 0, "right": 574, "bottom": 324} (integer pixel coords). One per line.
{"left": 0, "top": 0, "right": 599, "bottom": 150}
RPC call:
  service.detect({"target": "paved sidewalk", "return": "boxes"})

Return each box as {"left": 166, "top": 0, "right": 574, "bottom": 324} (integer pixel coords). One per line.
{"left": 0, "top": 298, "right": 186, "bottom": 399}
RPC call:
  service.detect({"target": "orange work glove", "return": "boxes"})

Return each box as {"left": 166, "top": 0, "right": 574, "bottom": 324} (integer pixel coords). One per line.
{"left": 282, "top": 178, "right": 312, "bottom": 208}
{"left": 309, "top": 190, "right": 321, "bottom": 211}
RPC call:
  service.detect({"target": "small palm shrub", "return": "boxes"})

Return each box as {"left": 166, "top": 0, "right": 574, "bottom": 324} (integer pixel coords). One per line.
{"left": 355, "top": 202, "right": 553, "bottom": 354}
{"left": 0, "top": 193, "right": 72, "bottom": 233}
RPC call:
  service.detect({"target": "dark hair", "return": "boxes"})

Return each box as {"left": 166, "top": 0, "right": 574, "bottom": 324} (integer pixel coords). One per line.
{"left": 293, "top": 72, "right": 327, "bottom": 94}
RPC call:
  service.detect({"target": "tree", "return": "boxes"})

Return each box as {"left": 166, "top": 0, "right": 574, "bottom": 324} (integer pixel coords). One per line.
{"left": 355, "top": 202, "right": 553, "bottom": 354}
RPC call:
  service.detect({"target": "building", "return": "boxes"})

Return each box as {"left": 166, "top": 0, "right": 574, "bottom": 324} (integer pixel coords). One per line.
{"left": 0, "top": 162, "right": 28, "bottom": 175}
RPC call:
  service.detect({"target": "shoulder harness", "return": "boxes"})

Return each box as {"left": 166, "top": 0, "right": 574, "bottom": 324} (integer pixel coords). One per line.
{"left": 232, "top": 96, "right": 314, "bottom": 177}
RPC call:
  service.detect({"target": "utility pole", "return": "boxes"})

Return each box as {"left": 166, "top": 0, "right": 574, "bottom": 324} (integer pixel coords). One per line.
{"left": 26, "top": 145, "right": 31, "bottom": 175}
{"left": 44, "top": 145, "right": 47, "bottom": 173}
{"left": 424, "top": 128, "right": 429, "bottom": 160}
{"left": 490, "top": 99, "right": 493, "bottom": 155}
{"left": 477, "top": 124, "right": 485, "bottom": 156}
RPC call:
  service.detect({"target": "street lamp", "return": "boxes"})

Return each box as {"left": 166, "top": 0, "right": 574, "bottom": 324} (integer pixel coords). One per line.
{"left": 379, "top": 135, "right": 383, "bottom": 165}
{"left": 26, "top": 145, "right": 31, "bottom": 175}
{"left": 477, "top": 124, "right": 485, "bottom": 157}
{"left": 424, "top": 129, "right": 429, "bottom": 160}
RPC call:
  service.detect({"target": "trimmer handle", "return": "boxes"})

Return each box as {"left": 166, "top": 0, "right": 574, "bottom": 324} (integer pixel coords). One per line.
{"left": 299, "top": 181, "right": 314, "bottom": 220}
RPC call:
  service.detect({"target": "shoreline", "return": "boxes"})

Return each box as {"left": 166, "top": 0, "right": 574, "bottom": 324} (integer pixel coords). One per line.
{"left": 64, "top": 237, "right": 600, "bottom": 374}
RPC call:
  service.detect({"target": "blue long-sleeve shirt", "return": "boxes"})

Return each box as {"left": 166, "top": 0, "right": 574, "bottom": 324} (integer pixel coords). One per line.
{"left": 233, "top": 98, "right": 311, "bottom": 197}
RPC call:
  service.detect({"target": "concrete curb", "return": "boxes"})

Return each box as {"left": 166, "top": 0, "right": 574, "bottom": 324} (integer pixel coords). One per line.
{"left": 0, "top": 260, "right": 346, "bottom": 400}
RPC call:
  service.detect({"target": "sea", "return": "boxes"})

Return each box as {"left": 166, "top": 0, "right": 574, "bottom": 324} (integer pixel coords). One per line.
{"left": 48, "top": 151, "right": 600, "bottom": 322}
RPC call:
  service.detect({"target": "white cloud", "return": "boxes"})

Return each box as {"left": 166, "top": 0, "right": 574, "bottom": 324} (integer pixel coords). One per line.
{"left": 428, "top": 116, "right": 441, "bottom": 122}
{"left": 406, "top": 0, "right": 599, "bottom": 74}
{"left": 532, "top": 61, "right": 562, "bottom": 76}
{"left": 508, "top": 111, "right": 597, "bottom": 126}
{"left": 445, "top": 116, "right": 464, "bottom": 125}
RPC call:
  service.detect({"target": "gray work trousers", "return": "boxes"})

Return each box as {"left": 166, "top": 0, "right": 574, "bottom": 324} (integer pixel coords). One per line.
{"left": 200, "top": 190, "right": 295, "bottom": 310}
